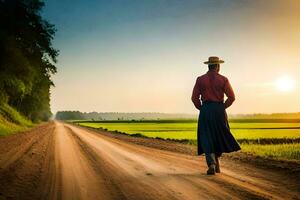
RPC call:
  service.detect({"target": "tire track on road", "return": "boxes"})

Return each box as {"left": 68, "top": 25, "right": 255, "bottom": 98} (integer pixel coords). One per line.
{"left": 0, "top": 123, "right": 56, "bottom": 200}
{"left": 53, "top": 122, "right": 113, "bottom": 200}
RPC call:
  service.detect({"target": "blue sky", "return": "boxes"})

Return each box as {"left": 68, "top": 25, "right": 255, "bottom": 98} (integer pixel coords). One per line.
{"left": 43, "top": 0, "right": 300, "bottom": 114}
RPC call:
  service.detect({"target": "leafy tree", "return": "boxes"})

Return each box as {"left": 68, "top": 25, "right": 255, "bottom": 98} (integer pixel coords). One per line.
{"left": 0, "top": 0, "right": 58, "bottom": 121}
{"left": 56, "top": 111, "right": 85, "bottom": 120}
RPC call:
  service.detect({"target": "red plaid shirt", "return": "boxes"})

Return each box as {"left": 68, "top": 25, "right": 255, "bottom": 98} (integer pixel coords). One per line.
{"left": 191, "top": 70, "right": 235, "bottom": 110}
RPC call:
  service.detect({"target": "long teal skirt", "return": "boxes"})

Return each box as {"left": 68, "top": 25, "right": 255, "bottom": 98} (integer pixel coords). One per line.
{"left": 197, "top": 101, "right": 241, "bottom": 156}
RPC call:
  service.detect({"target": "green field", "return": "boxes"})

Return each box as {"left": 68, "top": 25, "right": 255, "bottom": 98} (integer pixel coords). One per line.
{"left": 77, "top": 121, "right": 300, "bottom": 140}
{"left": 76, "top": 120, "right": 300, "bottom": 160}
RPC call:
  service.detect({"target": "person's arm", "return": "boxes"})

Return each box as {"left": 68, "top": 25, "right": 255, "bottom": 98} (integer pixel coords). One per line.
{"left": 224, "top": 78, "right": 235, "bottom": 109}
{"left": 191, "top": 78, "right": 202, "bottom": 110}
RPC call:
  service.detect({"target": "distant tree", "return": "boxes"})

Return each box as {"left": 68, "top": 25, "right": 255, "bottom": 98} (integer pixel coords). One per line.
{"left": 55, "top": 111, "right": 85, "bottom": 120}
{"left": 0, "top": 0, "right": 58, "bottom": 121}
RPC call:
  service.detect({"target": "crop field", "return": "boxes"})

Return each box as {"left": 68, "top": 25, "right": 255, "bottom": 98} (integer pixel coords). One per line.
{"left": 76, "top": 121, "right": 300, "bottom": 140}
{"left": 76, "top": 120, "right": 300, "bottom": 160}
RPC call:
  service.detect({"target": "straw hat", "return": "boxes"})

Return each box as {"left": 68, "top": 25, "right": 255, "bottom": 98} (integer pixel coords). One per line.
{"left": 204, "top": 56, "right": 224, "bottom": 64}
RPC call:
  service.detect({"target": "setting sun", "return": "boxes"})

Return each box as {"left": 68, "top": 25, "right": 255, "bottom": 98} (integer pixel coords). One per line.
{"left": 276, "top": 76, "right": 295, "bottom": 92}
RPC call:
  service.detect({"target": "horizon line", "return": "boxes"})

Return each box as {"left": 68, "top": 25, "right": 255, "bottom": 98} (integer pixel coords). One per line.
{"left": 53, "top": 110, "right": 300, "bottom": 115}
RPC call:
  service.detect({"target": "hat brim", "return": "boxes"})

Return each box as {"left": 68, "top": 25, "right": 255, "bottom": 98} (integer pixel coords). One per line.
{"left": 204, "top": 60, "right": 224, "bottom": 64}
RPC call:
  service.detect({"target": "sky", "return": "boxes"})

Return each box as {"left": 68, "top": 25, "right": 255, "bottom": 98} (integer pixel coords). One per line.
{"left": 43, "top": 0, "right": 300, "bottom": 114}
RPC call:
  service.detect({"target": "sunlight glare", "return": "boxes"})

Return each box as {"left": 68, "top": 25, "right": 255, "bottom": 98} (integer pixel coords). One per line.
{"left": 276, "top": 76, "right": 295, "bottom": 92}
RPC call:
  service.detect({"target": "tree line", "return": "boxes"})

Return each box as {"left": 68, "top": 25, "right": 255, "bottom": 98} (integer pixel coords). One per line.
{"left": 0, "top": 0, "right": 57, "bottom": 121}
{"left": 56, "top": 110, "right": 300, "bottom": 121}
{"left": 56, "top": 111, "right": 85, "bottom": 120}
{"left": 55, "top": 111, "right": 197, "bottom": 121}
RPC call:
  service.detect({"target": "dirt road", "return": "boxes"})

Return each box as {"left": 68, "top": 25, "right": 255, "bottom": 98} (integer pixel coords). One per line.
{"left": 0, "top": 121, "right": 299, "bottom": 200}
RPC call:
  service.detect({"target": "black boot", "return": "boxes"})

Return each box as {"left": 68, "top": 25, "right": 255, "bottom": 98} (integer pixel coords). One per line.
{"left": 207, "top": 164, "right": 216, "bottom": 175}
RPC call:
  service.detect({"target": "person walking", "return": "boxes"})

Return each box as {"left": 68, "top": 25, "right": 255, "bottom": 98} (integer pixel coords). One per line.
{"left": 192, "top": 56, "right": 241, "bottom": 175}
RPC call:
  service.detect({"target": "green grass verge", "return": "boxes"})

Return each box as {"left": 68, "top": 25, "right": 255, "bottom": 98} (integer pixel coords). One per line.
{"left": 0, "top": 104, "right": 33, "bottom": 136}
{"left": 241, "top": 143, "right": 300, "bottom": 160}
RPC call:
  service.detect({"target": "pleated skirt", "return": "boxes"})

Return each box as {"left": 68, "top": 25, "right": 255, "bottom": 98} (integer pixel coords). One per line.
{"left": 197, "top": 101, "right": 241, "bottom": 156}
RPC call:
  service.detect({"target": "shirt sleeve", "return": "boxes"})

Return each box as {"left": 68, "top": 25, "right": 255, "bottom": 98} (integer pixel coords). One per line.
{"left": 191, "top": 78, "right": 202, "bottom": 110}
{"left": 224, "top": 78, "right": 235, "bottom": 109}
